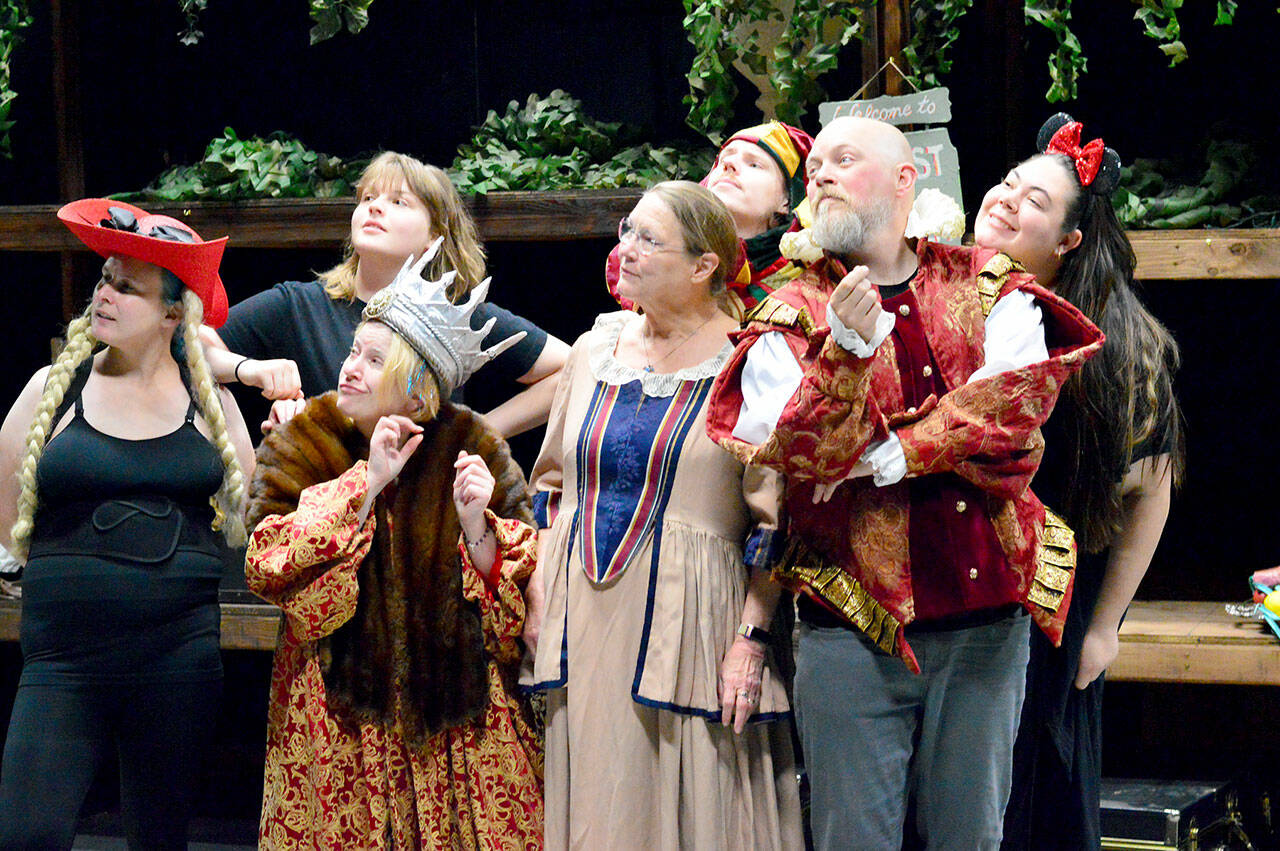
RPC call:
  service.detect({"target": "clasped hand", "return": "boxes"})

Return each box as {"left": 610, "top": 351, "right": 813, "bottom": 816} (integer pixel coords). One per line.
{"left": 239, "top": 357, "right": 303, "bottom": 401}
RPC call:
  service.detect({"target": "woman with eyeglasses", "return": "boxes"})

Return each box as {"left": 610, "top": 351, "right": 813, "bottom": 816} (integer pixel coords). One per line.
{"left": 199, "top": 151, "right": 569, "bottom": 438}
{"left": 525, "top": 181, "right": 802, "bottom": 849}
{"left": 0, "top": 199, "right": 254, "bottom": 849}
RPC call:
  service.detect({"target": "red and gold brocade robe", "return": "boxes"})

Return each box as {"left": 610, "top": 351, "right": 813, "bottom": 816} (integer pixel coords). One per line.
{"left": 706, "top": 241, "right": 1104, "bottom": 672}
{"left": 245, "top": 398, "right": 543, "bottom": 850}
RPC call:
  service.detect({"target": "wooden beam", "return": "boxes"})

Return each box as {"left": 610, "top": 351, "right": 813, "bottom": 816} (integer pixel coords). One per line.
{"left": 1130, "top": 229, "right": 1280, "bottom": 281}
{"left": 50, "top": 0, "right": 86, "bottom": 322}
{"left": 3, "top": 197, "right": 1277, "bottom": 281}
{"left": 860, "top": 5, "right": 882, "bottom": 99}
{"left": 976, "top": 0, "right": 1025, "bottom": 175}
{"left": 0, "top": 190, "right": 643, "bottom": 251}
{"left": 880, "top": 0, "right": 910, "bottom": 96}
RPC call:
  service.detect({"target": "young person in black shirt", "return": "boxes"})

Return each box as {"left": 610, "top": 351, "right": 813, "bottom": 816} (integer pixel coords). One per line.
{"left": 201, "top": 151, "right": 568, "bottom": 438}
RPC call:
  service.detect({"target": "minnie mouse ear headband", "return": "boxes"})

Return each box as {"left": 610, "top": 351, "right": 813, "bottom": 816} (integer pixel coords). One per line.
{"left": 719, "top": 121, "right": 815, "bottom": 210}
{"left": 57, "top": 199, "right": 230, "bottom": 327}
{"left": 1036, "top": 113, "right": 1122, "bottom": 196}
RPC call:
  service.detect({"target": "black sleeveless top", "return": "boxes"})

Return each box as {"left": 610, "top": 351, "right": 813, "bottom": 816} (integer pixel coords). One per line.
{"left": 20, "top": 379, "right": 228, "bottom": 685}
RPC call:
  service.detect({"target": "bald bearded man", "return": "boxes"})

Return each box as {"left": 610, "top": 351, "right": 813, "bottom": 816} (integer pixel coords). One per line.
{"left": 705, "top": 117, "right": 1103, "bottom": 849}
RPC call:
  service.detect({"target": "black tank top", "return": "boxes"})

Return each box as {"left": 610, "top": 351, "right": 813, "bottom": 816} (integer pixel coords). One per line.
{"left": 20, "top": 380, "right": 228, "bottom": 684}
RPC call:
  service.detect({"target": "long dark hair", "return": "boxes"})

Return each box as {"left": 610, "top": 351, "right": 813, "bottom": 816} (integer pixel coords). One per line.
{"left": 1043, "top": 151, "right": 1186, "bottom": 551}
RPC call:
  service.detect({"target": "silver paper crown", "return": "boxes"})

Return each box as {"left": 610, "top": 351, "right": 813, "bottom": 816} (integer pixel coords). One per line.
{"left": 363, "top": 240, "right": 525, "bottom": 396}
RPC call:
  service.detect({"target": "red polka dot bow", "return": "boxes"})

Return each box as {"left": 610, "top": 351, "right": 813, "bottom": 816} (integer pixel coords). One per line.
{"left": 1045, "top": 121, "right": 1104, "bottom": 187}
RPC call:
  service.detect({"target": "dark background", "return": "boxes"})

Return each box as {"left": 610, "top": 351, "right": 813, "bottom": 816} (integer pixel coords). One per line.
{"left": 1, "top": 0, "right": 1278, "bottom": 829}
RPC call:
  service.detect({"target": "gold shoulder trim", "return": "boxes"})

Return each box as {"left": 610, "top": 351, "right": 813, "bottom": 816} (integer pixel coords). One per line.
{"left": 1028, "top": 508, "right": 1076, "bottom": 612}
{"left": 975, "top": 252, "right": 1025, "bottom": 319}
{"left": 745, "top": 296, "right": 814, "bottom": 336}
{"left": 773, "top": 538, "right": 901, "bottom": 655}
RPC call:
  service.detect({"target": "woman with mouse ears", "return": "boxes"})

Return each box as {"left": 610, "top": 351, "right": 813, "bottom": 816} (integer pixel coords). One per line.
{"left": 972, "top": 114, "right": 1185, "bottom": 850}
{"left": 0, "top": 198, "right": 254, "bottom": 850}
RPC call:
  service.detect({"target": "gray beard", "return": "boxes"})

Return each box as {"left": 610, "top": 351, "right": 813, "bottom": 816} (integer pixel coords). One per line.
{"left": 812, "top": 198, "right": 892, "bottom": 255}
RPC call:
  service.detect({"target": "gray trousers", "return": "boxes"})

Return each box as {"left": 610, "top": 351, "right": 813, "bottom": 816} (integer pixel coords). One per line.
{"left": 794, "top": 613, "right": 1032, "bottom": 851}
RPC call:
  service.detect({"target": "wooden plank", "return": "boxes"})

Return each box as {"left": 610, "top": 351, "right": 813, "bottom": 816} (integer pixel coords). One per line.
{"left": 1131, "top": 228, "right": 1280, "bottom": 280}
{"left": 0, "top": 190, "right": 642, "bottom": 252}
{"left": 0, "top": 598, "right": 282, "bottom": 652}
{"left": 218, "top": 603, "right": 283, "bottom": 651}
{"left": 1111, "top": 601, "right": 1280, "bottom": 685}
{"left": 0, "top": 598, "right": 16, "bottom": 643}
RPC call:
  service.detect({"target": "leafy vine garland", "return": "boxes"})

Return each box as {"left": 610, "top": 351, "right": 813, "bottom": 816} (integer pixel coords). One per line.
{"left": 681, "top": 0, "right": 1272, "bottom": 135}
{"left": 0, "top": 0, "right": 30, "bottom": 157}
{"left": 681, "top": 0, "right": 874, "bottom": 142}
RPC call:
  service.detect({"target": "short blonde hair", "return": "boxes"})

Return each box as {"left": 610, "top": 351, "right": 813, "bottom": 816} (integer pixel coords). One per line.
{"left": 356, "top": 319, "right": 441, "bottom": 423}
{"left": 644, "top": 180, "right": 739, "bottom": 295}
{"left": 321, "top": 152, "right": 487, "bottom": 303}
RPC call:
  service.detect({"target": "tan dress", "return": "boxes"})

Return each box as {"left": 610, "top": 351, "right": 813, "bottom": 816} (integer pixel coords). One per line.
{"left": 528, "top": 312, "right": 802, "bottom": 850}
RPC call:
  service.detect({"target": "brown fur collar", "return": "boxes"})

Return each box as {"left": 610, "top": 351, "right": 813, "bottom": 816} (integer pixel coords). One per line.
{"left": 248, "top": 392, "right": 532, "bottom": 743}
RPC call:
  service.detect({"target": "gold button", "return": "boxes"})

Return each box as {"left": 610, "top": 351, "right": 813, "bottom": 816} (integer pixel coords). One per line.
{"left": 898, "top": 304, "right": 911, "bottom": 316}
{"left": 907, "top": 406, "right": 917, "bottom": 414}
{"left": 922, "top": 365, "right": 933, "bottom": 377}
{"left": 955, "top": 500, "right": 967, "bottom": 513}
{"left": 969, "top": 568, "right": 979, "bottom": 580}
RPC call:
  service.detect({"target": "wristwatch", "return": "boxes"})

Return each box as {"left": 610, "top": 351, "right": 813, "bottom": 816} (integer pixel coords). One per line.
{"left": 736, "top": 623, "right": 773, "bottom": 645}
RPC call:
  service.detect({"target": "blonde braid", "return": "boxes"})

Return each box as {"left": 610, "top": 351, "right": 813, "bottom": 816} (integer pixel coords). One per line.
{"left": 10, "top": 306, "right": 98, "bottom": 560}
{"left": 180, "top": 290, "right": 248, "bottom": 546}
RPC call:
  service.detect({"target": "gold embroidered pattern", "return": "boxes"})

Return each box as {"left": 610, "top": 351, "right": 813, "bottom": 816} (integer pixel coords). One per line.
{"left": 975, "top": 252, "right": 1024, "bottom": 318}
{"left": 746, "top": 296, "right": 814, "bottom": 335}
{"left": 1028, "top": 508, "right": 1075, "bottom": 612}
{"left": 773, "top": 538, "right": 901, "bottom": 655}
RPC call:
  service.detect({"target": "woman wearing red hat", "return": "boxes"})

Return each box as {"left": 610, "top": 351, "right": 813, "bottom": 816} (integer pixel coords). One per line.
{"left": 200, "top": 151, "right": 568, "bottom": 438}
{"left": 971, "top": 115, "right": 1185, "bottom": 850}
{"left": 607, "top": 120, "right": 815, "bottom": 320}
{"left": 0, "top": 199, "right": 254, "bottom": 849}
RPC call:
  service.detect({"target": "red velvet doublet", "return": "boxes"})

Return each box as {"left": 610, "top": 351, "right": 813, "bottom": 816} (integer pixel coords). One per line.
{"left": 706, "top": 240, "right": 1103, "bottom": 671}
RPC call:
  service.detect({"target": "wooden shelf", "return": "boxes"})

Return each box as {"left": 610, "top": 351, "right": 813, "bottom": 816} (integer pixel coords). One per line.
{"left": 1129, "top": 228, "right": 1280, "bottom": 281}
{"left": 6, "top": 598, "right": 1277, "bottom": 682}
{"left": 0, "top": 597, "right": 282, "bottom": 652}
{"left": 0, "top": 190, "right": 643, "bottom": 250}
{"left": 1112, "top": 600, "right": 1280, "bottom": 686}
{"left": 0, "top": 197, "right": 1276, "bottom": 279}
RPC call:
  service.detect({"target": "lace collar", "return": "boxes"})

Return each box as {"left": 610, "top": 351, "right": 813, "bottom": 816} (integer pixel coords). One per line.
{"left": 586, "top": 311, "right": 732, "bottom": 398}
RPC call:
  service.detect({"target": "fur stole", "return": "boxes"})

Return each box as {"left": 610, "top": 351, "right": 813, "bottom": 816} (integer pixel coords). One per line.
{"left": 248, "top": 392, "right": 532, "bottom": 744}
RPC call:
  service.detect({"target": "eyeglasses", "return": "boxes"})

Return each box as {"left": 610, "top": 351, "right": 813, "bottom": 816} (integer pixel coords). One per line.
{"left": 618, "top": 217, "right": 681, "bottom": 257}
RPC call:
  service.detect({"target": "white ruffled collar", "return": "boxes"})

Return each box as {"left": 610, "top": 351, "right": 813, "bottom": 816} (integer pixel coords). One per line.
{"left": 586, "top": 311, "right": 732, "bottom": 398}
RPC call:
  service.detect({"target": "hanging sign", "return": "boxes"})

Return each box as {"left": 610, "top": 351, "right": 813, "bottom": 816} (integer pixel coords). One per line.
{"left": 817, "top": 87, "right": 963, "bottom": 241}
{"left": 818, "top": 88, "right": 952, "bottom": 126}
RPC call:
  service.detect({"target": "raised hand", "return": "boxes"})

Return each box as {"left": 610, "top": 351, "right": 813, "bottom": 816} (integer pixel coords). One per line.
{"left": 829, "top": 265, "right": 883, "bottom": 344}
{"left": 452, "top": 450, "right": 496, "bottom": 537}
{"left": 366, "top": 415, "right": 424, "bottom": 498}
{"left": 453, "top": 450, "right": 497, "bottom": 573}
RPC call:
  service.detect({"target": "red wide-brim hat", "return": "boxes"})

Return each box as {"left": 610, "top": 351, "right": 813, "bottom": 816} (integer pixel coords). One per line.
{"left": 57, "top": 198, "right": 230, "bottom": 327}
